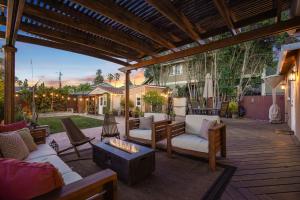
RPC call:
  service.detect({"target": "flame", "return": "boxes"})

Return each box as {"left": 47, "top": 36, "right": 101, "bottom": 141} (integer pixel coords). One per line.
{"left": 108, "top": 138, "right": 139, "bottom": 153}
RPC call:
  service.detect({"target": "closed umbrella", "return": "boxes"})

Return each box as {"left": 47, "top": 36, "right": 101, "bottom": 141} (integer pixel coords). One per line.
{"left": 203, "top": 73, "right": 213, "bottom": 99}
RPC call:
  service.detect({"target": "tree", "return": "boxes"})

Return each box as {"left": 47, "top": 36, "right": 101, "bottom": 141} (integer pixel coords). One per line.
{"left": 143, "top": 91, "right": 165, "bottom": 112}
{"left": 114, "top": 73, "right": 120, "bottom": 87}
{"left": 144, "top": 64, "right": 162, "bottom": 85}
{"left": 94, "top": 69, "right": 104, "bottom": 85}
{"left": 107, "top": 73, "right": 114, "bottom": 83}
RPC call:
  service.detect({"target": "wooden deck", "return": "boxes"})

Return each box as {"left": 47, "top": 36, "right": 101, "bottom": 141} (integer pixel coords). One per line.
{"left": 220, "top": 119, "right": 300, "bottom": 200}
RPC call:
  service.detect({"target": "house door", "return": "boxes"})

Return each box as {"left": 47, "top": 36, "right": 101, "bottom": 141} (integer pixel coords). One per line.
{"left": 290, "top": 81, "right": 296, "bottom": 132}
{"left": 99, "top": 96, "right": 104, "bottom": 115}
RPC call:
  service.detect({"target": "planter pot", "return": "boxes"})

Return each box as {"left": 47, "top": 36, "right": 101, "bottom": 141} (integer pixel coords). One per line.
{"left": 232, "top": 113, "right": 238, "bottom": 119}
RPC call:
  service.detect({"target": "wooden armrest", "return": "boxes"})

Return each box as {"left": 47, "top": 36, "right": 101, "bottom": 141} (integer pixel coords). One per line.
{"left": 128, "top": 118, "right": 139, "bottom": 130}
{"left": 208, "top": 123, "right": 226, "bottom": 157}
{"left": 34, "top": 169, "right": 117, "bottom": 200}
{"left": 151, "top": 119, "right": 171, "bottom": 142}
{"left": 167, "top": 122, "right": 185, "bottom": 139}
{"left": 30, "top": 128, "right": 47, "bottom": 144}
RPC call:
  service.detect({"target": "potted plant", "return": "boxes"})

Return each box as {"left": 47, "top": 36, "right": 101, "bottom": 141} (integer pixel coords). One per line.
{"left": 142, "top": 91, "right": 165, "bottom": 113}
{"left": 228, "top": 101, "right": 239, "bottom": 119}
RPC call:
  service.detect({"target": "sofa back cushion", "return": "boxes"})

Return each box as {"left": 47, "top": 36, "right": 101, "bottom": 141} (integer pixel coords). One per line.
{"left": 0, "top": 121, "right": 27, "bottom": 133}
{"left": 144, "top": 113, "right": 168, "bottom": 122}
{"left": 16, "top": 128, "right": 37, "bottom": 152}
{"left": 139, "top": 116, "right": 153, "bottom": 130}
{"left": 185, "top": 115, "right": 220, "bottom": 135}
{"left": 0, "top": 158, "right": 64, "bottom": 200}
{"left": 0, "top": 132, "right": 30, "bottom": 160}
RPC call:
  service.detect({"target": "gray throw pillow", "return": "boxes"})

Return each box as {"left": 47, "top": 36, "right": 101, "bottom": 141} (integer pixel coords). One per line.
{"left": 0, "top": 132, "right": 30, "bottom": 160}
{"left": 199, "top": 119, "right": 217, "bottom": 140}
{"left": 139, "top": 116, "right": 153, "bottom": 130}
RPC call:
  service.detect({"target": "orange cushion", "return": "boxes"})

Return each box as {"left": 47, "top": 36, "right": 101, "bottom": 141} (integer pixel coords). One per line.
{"left": 0, "top": 158, "right": 64, "bottom": 200}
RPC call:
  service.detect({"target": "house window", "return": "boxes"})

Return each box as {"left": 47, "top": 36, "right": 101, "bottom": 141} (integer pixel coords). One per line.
{"left": 170, "top": 65, "right": 183, "bottom": 76}
{"left": 136, "top": 94, "right": 141, "bottom": 107}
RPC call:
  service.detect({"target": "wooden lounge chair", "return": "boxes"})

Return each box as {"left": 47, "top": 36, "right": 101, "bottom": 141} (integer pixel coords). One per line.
{"left": 167, "top": 115, "right": 226, "bottom": 171}
{"left": 127, "top": 113, "right": 170, "bottom": 149}
{"left": 60, "top": 118, "right": 95, "bottom": 157}
{"left": 101, "top": 113, "right": 120, "bottom": 141}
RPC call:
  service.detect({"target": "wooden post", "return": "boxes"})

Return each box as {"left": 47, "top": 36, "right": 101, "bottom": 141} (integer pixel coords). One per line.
{"left": 125, "top": 70, "right": 130, "bottom": 136}
{"left": 3, "top": 45, "right": 17, "bottom": 124}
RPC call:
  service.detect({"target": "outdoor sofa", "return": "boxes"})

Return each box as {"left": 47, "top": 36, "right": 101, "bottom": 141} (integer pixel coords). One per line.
{"left": 127, "top": 113, "right": 170, "bottom": 149}
{"left": 0, "top": 122, "right": 117, "bottom": 200}
{"left": 167, "top": 115, "right": 226, "bottom": 171}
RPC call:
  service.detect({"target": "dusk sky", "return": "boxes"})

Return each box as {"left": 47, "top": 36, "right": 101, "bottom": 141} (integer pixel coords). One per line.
{"left": 0, "top": 39, "right": 145, "bottom": 87}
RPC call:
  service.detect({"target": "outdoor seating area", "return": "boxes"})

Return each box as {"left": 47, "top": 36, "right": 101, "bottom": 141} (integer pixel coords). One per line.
{"left": 1, "top": 0, "right": 300, "bottom": 200}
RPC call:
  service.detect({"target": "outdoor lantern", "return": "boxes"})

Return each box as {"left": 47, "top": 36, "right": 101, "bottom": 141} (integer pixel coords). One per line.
{"left": 289, "top": 70, "right": 296, "bottom": 81}
{"left": 280, "top": 83, "right": 286, "bottom": 90}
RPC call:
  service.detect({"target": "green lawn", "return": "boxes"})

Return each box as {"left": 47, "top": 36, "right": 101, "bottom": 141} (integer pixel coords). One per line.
{"left": 37, "top": 115, "right": 103, "bottom": 134}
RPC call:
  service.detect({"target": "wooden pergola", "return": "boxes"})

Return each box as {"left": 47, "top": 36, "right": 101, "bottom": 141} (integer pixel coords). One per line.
{"left": 1, "top": 1, "right": 300, "bottom": 134}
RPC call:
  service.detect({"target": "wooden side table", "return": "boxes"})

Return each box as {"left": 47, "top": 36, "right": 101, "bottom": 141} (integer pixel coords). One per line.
{"left": 30, "top": 127, "right": 47, "bottom": 144}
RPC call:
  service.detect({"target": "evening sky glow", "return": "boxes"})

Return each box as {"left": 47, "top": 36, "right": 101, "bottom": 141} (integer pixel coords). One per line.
{"left": 0, "top": 40, "right": 145, "bottom": 87}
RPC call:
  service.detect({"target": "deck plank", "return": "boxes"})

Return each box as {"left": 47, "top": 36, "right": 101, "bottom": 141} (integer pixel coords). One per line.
{"left": 220, "top": 119, "right": 300, "bottom": 200}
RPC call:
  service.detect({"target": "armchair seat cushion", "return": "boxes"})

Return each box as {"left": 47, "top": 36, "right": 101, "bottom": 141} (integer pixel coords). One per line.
{"left": 171, "top": 134, "right": 208, "bottom": 153}
{"left": 129, "top": 129, "right": 152, "bottom": 140}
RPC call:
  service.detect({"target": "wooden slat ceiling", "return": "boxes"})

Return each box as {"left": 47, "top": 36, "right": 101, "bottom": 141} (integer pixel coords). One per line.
{"left": 0, "top": 0, "right": 293, "bottom": 66}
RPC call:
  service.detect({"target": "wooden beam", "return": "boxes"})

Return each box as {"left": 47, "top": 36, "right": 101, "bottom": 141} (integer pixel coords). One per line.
{"left": 213, "top": 0, "right": 238, "bottom": 35}
{"left": 120, "top": 17, "right": 300, "bottom": 71}
{"left": 5, "top": 0, "right": 25, "bottom": 45}
{"left": 273, "top": 0, "right": 282, "bottom": 23}
{"left": 125, "top": 71, "right": 130, "bottom": 137}
{"left": 146, "top": 0, "right": 203, "bottom": 44}
{"left": 22, "top": 2, "right": 157, "bottom": 56}
{"left": 0, "top": 16, "right": 141, "bottom": 61}
{"left": 0, "top": 32, "right": 129, "bottom": 66}
{"left": 72, "top": 0, "right": 177, "bottom": 49}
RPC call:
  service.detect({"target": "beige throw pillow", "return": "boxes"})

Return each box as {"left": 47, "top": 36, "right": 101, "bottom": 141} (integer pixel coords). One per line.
{"left": 17, "top": 128, "right": 37, "bottom": 152}
{"left": 199, "top": 119, "right": 217, "bottom": 140}
{"left": 139, "top": 116, "right": 153, "bottom": 130}
{"left": 0, "top": 132, "right": 30, "bottom": 160}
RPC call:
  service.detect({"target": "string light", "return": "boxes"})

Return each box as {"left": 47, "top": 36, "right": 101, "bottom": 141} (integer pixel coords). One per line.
{"left": 15, "top": 94, "right": 19, "bottom": 97}
{"left": 79, "top": 98, "right": 83, "bottom": 101}
{"left": 92, "top": 97, "right": 95, "bottom": 101}
{"left": 50, "top": 93, "right": 53, "bottom": 96}
{"left": 34, "top": 95, "right": 38, "bottom": 98}
{"left": 67, "top": 97, "right": 71, "bottom": 100}
{"left": 73, "top": 98, "right": 76, "bottom": 101}
{"left": 42, "top": 94, "right": 46, "bottom": 97}
{"left": 55, "top": 94, "right": 59, "bottom": 97}
{"left": 61, "top": 96, "right": 64, "bottom": 99}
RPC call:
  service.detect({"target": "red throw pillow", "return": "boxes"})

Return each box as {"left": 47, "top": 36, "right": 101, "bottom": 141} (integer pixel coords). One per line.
{"left": 0, "top": 121, "right": 27, "bottom": 133}
{"left": 0, "top": 158, "right": 64, "bottom": 200}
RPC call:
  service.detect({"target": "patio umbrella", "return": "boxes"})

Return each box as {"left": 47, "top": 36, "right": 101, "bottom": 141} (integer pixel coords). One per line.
{"left": 203, "top": 73, "right": 213, "bottom": 99}
{"left": 263, "top": 75, "right": 284, "bottom": 123}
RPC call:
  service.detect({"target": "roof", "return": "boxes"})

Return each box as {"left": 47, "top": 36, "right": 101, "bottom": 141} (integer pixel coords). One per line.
{"left": 0, "top": 0, "right": 296, "bottom": 70}
{"left": 277, "top": 42, "right": 300, "bottom": 74}
{"left": 89, "top": 84, "right": 124, "bottom": 95}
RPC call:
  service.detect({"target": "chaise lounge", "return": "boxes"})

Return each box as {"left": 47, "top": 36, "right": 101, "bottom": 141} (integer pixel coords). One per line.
{"left": 167, "top": 115, "right": 226, "bottom": 171}
{"left": 127, "top": 113, "right": 170, "bottom": 149}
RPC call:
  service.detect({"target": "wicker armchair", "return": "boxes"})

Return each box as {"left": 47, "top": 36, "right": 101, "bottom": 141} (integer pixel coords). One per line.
{"left": 167, "top": 115, "right": 226, "bottom": 171}
{"left": 126, "top": 113, "right": 170, "bottom": 149}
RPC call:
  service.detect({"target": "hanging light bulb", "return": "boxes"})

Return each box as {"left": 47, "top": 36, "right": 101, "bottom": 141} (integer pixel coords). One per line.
{"left": 42, "top": 94, "right": 46, "bottom": 97}
{"left": 73, "top": 98, "right": 76, "bottom": 101}
{"left": 67, "top": 97, "right": 71, "bottom": 100}
{"left": 34, "top": 95, "right": 38, "bottom": 98}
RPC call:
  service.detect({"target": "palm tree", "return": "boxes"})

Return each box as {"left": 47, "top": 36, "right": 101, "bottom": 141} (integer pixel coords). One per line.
{"left": 107, "top": 73, "right": 114, "bottom": 84}
{"left": 114, "top": 73, "right": 120, "bottom": 87}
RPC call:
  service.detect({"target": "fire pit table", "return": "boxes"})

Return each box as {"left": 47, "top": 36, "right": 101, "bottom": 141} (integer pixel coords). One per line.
{"left": 93, "top": 139, "right": 155, "bottom": 185}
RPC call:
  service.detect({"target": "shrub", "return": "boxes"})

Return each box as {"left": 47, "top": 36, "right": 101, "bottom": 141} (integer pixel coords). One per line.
{"left": 228, "top": 101, "right": 238, "bottom": 113}
{"left": 143, "top": 91, "right": 165, "bottom": 112}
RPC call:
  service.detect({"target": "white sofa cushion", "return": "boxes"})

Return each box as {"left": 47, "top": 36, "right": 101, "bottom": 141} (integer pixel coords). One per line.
{"left": 62, "top": 171, "right": 83, "bottom": 185}
{"left": 171, "top": 134, "right": 208, "bottom": 153}
{"left": 26, "top": 155, "right": 72, "bottom": 175}
{"left": 25, "top": 144, "right": 57, "bottom": 161}
{"left": 129, "top": 129, "right": 152, "bottom": 140}
{"left": 144, "top": 113, "right": 168, "bottom": 122}
{"left": 185, "top": 115, "right": 220, "bottom": 135}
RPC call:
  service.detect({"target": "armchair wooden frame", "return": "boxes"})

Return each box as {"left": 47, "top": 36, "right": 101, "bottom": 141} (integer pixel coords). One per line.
{"left": 30, "top": 128, "right": 118, "bottom": 200}
{"left": 127, "top": 118, "right": 170, "bottom": 149}
{"left": 167, "top": 122, "right": 226, "bottom": 171}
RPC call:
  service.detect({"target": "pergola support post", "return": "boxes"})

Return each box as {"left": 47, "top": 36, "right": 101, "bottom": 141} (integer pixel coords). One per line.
{"left": 3, "top": 45, "right": 17, "bottom": 124}
{"left": 125, "top": 71, "right": 130, "bottom": 136}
